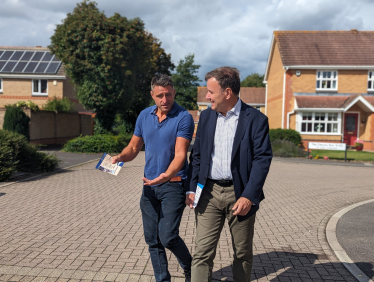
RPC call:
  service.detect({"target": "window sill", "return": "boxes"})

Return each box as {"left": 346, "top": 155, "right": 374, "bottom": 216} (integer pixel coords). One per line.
{"left": 32, "top": 93, "right": 48, "bottom": 96}
{"left": 316, "top": 89, "right": 338, "bottom": 93}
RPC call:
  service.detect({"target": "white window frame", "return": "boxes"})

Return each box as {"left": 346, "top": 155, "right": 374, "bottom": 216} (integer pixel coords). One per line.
{"left": 0, "top": 78, "right": 3, "bottom": 93}
{"left": 32, "top": 79, "right": 48, "bottom": 96}
{"left": 316, "top": 70, "right": 338, "bottom": 91}
{"left": 297, "top": 111, "right": 342, "bottom": 135}
{"left": 368, "top": 71, "right": 374, "bottom": 92}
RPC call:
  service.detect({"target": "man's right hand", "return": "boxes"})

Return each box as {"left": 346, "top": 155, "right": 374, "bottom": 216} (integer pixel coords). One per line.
{"left": 185, "top": 193, "right": 195, "bottom": 209}
{"left": 111, "top": 155, "right": 121, "bottom": 164}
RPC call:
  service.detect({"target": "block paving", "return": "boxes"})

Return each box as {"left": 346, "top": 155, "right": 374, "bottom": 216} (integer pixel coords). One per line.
{"left": 0, "top": 153, "right": 374, "bottom": 281}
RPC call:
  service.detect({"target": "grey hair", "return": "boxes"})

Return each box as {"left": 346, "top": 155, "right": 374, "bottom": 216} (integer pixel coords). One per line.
{"left": 205, "top": 66, "right": 240, "bottom": 95}
{"left": 151, "top": 74, "right": 174, "bottom": 90}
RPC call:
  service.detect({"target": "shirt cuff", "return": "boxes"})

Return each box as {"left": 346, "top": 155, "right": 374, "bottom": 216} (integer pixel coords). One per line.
{"left": 186, "top": 191, "right": 195, "bottom": 195}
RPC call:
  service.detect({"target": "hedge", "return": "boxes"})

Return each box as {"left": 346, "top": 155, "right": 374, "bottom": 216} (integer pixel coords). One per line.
{"left": 3, "top": 105, "right": 30, "bottom": 140}
{"left": 63, "top": 134, "right": 132, "bottom": 154}
{"left": 0, "top": 130, "right": 60, "bottom": 181}
{"left": 269, "top": 128, "right": 302, "bottom": 146}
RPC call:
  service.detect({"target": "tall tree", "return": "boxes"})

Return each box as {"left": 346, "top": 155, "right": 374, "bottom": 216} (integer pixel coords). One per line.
{"left": 171, "top": 54, "right": 201, "bottom": 110}
{"left": 49, "top": 0, "right": 174, "bottom": 132}
{"left": 241, "top": 73, "right": 265, "bottom": 87}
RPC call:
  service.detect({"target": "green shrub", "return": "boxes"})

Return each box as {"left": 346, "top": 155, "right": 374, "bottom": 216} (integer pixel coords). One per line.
{"left": 43, "top": 97, "right": 75, "bottom": 112}
{"left": 0, "top": 130, "right": 60, "bottom": 181}
{"left": 63, "top": 134, "right": 132, "bottom": 153}
{"left": 3, "top": 105, "right": 30, "bottom": 140}
{"left": 271, "top": 140, "right": 305, "bottom": 158}
{"left": 13, "top": 100, "right": 40, "bottom": 111}
{"left": 269, "top": 128, "right": 302, "bottom": 146}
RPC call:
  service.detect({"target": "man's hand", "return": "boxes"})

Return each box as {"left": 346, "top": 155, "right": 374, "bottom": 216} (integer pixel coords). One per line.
{"left": 111, "top": 155, "right": 121, "bottom": 164}
{"left": 143, "top": 173, "right": 170, "bottom": 186}
{"left": 185, "top": 193, "right": 195, "bottom": 209}
{"left": 232, "top": 197, "right": 252, "bottom": 216}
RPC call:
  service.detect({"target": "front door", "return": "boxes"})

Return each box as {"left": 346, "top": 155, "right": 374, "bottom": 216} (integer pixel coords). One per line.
{"left": 344, "top": 113, "right": 358, "bottom": 145}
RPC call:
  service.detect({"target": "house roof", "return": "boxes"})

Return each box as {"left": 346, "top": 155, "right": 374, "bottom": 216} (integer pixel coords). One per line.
{"left": 295, "top": 94, "right": 374, "bottom": 109}
{"left": 197, "top": 87, "right": 265, "bottom": 105}
{"left": 0, "top": 46, "right": 63, "bottom": 77}
{"left": 188, "top": 110, "right": 199, "bottom": 122}
{"left": 274, "top": 30, "right": 374, "bottom": 66}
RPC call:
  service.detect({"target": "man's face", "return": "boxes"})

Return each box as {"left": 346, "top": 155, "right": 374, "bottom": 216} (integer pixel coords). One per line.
{"left": 206, "top": 78, "right": 227, "bottom": 113}
{"left": 151, "top": 85, "right": 176, "bottom": 113}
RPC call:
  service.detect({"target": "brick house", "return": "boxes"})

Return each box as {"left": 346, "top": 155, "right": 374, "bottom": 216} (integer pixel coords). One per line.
{"left": 264, "top": 30, "right": 374, "bottom": 150}
{"left": 0, "top": 46, "right": 88, "bottom": 112}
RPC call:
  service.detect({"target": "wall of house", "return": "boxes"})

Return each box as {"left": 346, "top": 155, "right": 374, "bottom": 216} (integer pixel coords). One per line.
{"left": 288, "top": 69, "right": 369, "bottom": 94}
{"left": 366, "top": 113, "right": 374, "bottom": 150}
{"left": 266, "top": 42, "right": 284, "bottom": 129}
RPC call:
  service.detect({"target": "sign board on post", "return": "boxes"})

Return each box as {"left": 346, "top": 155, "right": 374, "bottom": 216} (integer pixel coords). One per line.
{"left": 308, "top": 142, "right": 346, "bottom": 151}
{"left": 307, "top": 142, "right": 348, "bottom": 162}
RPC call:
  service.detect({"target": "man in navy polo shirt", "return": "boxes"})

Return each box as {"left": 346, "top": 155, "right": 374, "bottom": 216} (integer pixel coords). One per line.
{"left": 112, "top": 74, "right": 194, "bottom": 282}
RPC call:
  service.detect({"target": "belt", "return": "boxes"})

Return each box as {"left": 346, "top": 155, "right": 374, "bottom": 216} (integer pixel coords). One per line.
{"left": 208, "top": 178, "right": 233, "bottom": 186}
{"left": 169, "top": 176, "right": 182, "bottom": 182}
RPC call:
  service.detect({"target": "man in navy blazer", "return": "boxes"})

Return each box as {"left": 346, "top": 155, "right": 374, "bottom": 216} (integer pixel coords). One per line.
{"left": 186, "top": 66, "right": 272, "bottom": 282}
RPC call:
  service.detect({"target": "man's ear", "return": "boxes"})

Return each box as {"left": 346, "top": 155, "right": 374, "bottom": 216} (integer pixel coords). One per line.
{"left": 225, "top": 88, "right": 233, "bottom": 99}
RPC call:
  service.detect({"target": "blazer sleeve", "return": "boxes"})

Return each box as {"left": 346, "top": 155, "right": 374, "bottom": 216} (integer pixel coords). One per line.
{"left": 187, "top": 112, "right": 203, "bottom": 193}
{"left": 240, "top": 116, "right": 273, "bottom": 205}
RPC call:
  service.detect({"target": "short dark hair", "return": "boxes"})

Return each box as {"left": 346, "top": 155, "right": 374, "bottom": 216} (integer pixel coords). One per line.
{"left": 151, "top": 74, "right": 174, "bottom": 90}
{"left": 205, "top": 66, "right": 240, "bottom": 95}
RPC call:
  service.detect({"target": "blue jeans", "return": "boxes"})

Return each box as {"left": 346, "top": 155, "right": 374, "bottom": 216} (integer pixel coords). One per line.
{"left": 140, "top": 182, "right": 192, "bottom": 282}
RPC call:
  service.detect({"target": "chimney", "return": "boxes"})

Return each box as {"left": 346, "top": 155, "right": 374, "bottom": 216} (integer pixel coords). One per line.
{"left": 351, "top": 29, "right": 358, "bottom": 34}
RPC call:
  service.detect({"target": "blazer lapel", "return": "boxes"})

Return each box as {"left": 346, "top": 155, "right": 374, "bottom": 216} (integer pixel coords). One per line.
{"left": 231, "top": 102, "right": 251, "bottom": 161}
{"left": 207, "top": 109, "right": 218, "bottom": 156}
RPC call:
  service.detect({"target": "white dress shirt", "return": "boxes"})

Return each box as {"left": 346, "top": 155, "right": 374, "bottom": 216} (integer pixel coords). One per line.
{"left": 208, "top": 99, "right": 241, "bottom": 180}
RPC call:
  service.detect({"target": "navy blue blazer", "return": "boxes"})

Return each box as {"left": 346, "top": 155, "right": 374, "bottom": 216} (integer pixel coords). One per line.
{"left": 187, "top": 101, "right": 273, "bottom": 221}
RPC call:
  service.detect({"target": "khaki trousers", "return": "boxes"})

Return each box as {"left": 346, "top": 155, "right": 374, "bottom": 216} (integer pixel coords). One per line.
{"left": 192, "top": 180, "right": 256, "bottom": 282}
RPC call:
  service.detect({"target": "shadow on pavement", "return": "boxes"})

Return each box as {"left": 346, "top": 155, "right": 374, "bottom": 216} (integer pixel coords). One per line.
{"left": 213, "top": 251, "right": 374, "bottom": 281}
{"left": 0, "top": 193, "right": 5, "bottom": 197}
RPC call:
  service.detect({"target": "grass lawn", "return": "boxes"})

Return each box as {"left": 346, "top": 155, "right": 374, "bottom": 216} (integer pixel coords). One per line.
{"left": 308, "top": 150, "right": 374, "bottom": 162}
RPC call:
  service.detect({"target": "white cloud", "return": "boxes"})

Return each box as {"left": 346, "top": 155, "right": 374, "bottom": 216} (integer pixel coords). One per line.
{"left": 1, "top": 0, "right": 374, "bottom": 81}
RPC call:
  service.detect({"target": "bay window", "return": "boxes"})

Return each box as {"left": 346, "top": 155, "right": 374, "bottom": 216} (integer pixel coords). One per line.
{"left": 299, "top": 112, "right": 341, "bottom": 134}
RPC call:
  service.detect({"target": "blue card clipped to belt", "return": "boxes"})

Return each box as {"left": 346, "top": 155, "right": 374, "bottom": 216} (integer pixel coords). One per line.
{"left": 193, "top": 183, "right": 204, "bottom": 208}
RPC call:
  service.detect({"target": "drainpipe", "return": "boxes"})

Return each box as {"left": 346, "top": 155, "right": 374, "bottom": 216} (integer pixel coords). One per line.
{"left": 281, "top": 68, "right": 288, "bottom": 129}
{"left": 264, "top": 82, "right": 268, "bottom": 116}
{"left": 287, "top": 110, "right": 295, "bottom": 129}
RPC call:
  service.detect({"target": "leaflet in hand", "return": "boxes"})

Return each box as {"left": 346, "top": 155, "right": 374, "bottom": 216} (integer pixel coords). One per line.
{"left": 193, "top": 183, "right": 204, "bottom": 208}
{"left": 95, "top": 153, "right": 124, "bottom": 176}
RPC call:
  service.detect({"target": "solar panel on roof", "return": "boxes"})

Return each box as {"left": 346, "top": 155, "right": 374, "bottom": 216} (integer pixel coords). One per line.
{"left": 34, "top": 62, "right": 48, "bottom": 73}
{"left": 31, "top": 52, "right": 44, "bottom": 61}
{"left": 2, "top": 61, "right": 17, "bottom": 72}
{"left": 45, "top": 62, "right": 60, "bottom": 74}
{"left": 41, "top": 52, "right": 53, "bottom": 61}
{"left": 13, "top": 61, "right": 28, "bottom": 73}
{"left": 10, "top": 51, "right": 24, "bottom": 61}
{"left": 21, "top": 51, "right": 34, "bottom": 61}
{"left": 1, "top": 51, "right": 14, "bottom": 60}
{"left": 23, "top": 62, "right": 38, "bottom": 73}
{"left": 0, "top": 51, "right": 4, "bottom": 59}
{"left": 52, "top": 55, "right": 60, "bottom": 62}
{"left": 0, "top": 61, "right": 6, "bottom": 71}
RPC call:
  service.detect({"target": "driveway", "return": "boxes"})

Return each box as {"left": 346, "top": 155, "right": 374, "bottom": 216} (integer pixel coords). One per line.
{"left": 0, "top": 154, "right": 373, "bottom": 281}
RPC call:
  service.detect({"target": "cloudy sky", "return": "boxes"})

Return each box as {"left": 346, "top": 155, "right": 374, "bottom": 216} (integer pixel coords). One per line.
{"left": 1, "top": 0, "right": 374, "bottom": 83}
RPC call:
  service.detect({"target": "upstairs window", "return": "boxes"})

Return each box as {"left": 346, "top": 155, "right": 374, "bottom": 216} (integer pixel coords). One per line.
{"left": 368, "top": 71, "right": 374, "bottom": 91}
{"left": 299, "top": 112, "right": 340, "bottom": 134}
{"left": 0, "top": 78, "right": 2, "bottom": 93}
{"left": 32, "top": 79, "right": 48, "bottom": 95}
{"left": 316, "top": 71, "right": 338, "bottom": 91}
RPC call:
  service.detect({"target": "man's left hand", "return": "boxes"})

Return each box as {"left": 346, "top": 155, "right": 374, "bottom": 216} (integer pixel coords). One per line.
{"left": 232, "top": 197, "right": 252, "bottom": 216}
{"left": 143, "top": 173, "right": 170, "bottom": 186}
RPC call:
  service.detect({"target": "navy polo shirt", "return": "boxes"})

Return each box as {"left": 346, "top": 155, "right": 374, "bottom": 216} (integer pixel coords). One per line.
{"left": 134, "top": 102, "right": 194, "bottom": 182}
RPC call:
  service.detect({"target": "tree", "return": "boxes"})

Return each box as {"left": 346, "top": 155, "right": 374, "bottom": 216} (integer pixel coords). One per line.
{"left": 241, "top": 73, "right": 265, "bottom": 88}
{"left": 49, "top": 0, "right": 174, "bottom": 132}
{"left": 171, "top": 54, "right": 201, "bottom": 110}
{"left": 3, "top": 105, "right": 30, "bottom": 141}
